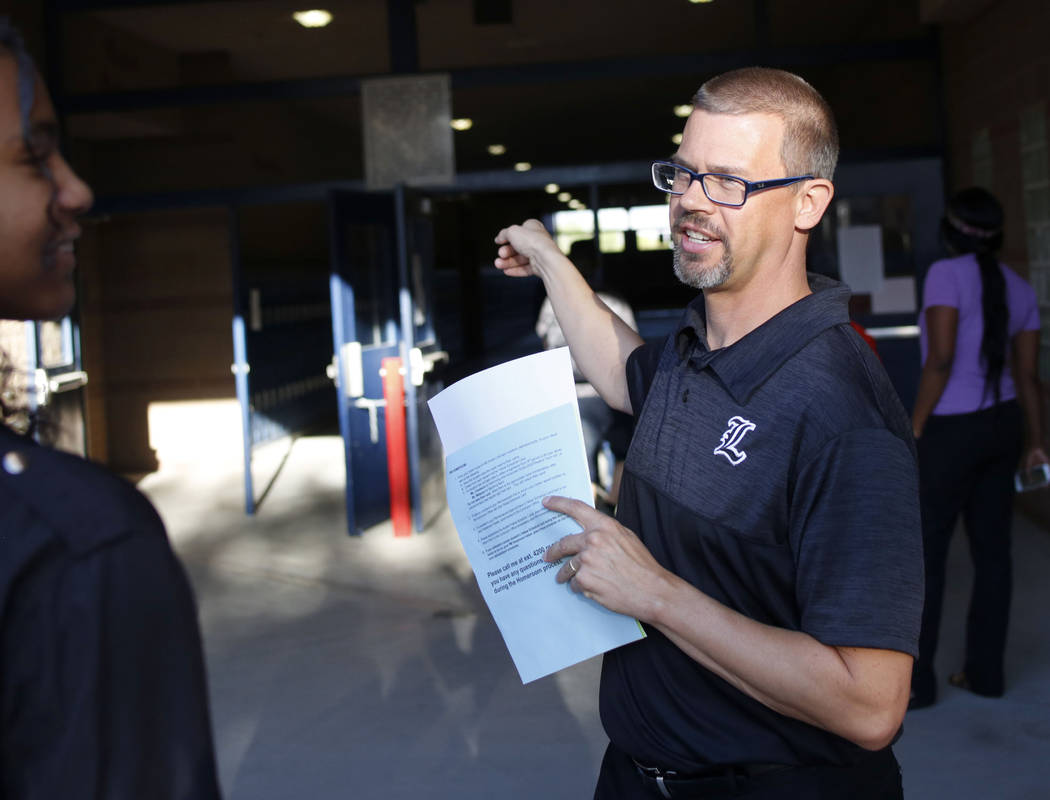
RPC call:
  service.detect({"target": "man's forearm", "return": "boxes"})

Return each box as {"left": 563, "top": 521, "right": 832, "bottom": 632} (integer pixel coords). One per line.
{"left": 648, "top": 573, "right": 912, "bottom": 751}
{"left": 543, "top": 497, "right": 913, "bottom": 752}
{"left": 495, "top": 221, "right": 643, "bottom": 412}
{"left": 536, "top": 253, "right": 643, "bottom": 413}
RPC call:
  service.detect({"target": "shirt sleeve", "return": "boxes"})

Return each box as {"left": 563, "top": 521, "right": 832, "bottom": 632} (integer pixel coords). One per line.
{"left": 625, "top": 339, "right": 666, "bottom": 416}
{"left": 789, "top": 428, "right": 924, "bottom": 656}
{"left": 3, "top": 530, "right": 222, "bottom": 800}
{"left": 1018, "top": 280, "right": 1040, "bottom": 332}
{"left": 922, "top": 259, "right": 960, "bottom": 310}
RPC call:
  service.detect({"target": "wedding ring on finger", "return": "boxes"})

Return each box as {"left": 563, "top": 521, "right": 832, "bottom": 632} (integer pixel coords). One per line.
{"left": 567, "top": 557, "right": 580, "bottom": 576}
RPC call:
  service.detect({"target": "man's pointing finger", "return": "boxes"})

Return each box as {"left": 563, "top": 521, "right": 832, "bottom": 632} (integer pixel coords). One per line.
{"left": 542, "top": 494, "right": 599, "bottom": 522}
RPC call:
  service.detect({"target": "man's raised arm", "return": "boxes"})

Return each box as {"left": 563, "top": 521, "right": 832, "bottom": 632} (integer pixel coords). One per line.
{"left": 494, "top": 220, "right": 643, "bottom": 413}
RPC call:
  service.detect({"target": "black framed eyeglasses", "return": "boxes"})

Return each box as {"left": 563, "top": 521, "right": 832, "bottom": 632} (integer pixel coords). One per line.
{"left": 651, "top": 160, "right": 813, "bottom": 208}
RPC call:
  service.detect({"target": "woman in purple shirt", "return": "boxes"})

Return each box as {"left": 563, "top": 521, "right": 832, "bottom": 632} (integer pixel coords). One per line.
{"left": 910, "top": 187, "right": 1047, "bottom": 709}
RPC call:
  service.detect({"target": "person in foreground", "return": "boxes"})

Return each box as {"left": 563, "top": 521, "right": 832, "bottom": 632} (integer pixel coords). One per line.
{"left": 909, "top": 187, "right": 1046, "bottom": 709}
{"left": 0, "top": 20, "right": 222, "bottom": 799}
{"left": 495, "top": 67, "right": 923, "bottom": 799}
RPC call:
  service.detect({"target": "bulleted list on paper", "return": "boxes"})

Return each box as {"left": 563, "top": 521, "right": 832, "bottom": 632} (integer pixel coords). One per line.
{"left": 429, "top": 349, "right": 645, "bottom": 683}
{"left": 453, "top": 431, "right": 568, "bottom": 561}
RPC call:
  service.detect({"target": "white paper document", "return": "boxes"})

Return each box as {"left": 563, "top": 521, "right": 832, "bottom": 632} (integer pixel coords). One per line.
{"left": 428, "top": 348, "right": 645, "bottom": 683}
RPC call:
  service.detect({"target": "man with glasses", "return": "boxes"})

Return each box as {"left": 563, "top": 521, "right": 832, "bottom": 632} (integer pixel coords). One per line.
{"left": 495, "top": 67, "right": 921, "bottom": 799}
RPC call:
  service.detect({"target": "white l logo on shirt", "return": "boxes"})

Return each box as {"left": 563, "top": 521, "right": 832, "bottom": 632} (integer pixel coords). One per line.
{"left": 714, "top": 416, "right": 756, "bottom": 465}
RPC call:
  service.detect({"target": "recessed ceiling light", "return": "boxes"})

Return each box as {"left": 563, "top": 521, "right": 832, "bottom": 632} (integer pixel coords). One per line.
{"left": 569, "top": 199, "right": 585, "bottom": 210}
{"left": 557, "top": 192, "right": 571, "bottom": 202}
{"left": 487, "top": 144, "right": 506, "bottom": 155}
{"left": 514, "top": 162, "right": 532, "bottom": 172}
{"left": 545, "top": 183, "right": 559, "bottom": 194}
{"left": 671, "top": 133, "right": 683, "bottom": 145}
{"left": 450, "top": 118, "right": 473, "bottom": 131}
{"left": 688, "top": 0, "right": 715, "bottom": 5}
{"left": 293, "top": 9, "right": 333, "bottom": 28}
{"left": 674, "top": 104, "right": 693, "bottom": 118}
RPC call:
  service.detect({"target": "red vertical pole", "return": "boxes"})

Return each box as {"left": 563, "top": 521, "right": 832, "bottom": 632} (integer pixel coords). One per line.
{"left": 382, "top": 357, "right": 412, "bottom": 537}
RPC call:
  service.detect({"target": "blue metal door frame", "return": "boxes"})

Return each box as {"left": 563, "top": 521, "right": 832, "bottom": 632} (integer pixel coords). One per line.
{"left": 328, "top": 187, "right": 445, "bottom": 535}
{"left": 329, "top": 189, "right": 401, "bottom": 534}
{"left": 327, "top": 213, "right": 356, "bottom": 530}
{"left": 229, "top": 207, "right": 255, "bottom": 514}
{"left": 231, "top": 202, "right": 343, "bottom": 516}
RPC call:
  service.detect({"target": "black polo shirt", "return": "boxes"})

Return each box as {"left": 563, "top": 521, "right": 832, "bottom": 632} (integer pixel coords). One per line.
{"left": 600, "top": 274, "right": 923, "bottom": 770}
{"left": 0, "top": 427, "right": 221, "bottom": 799}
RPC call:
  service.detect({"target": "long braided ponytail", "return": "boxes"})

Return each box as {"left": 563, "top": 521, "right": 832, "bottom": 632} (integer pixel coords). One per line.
{"left": 940, "top": 187, "right": 1007, "bottom": 405}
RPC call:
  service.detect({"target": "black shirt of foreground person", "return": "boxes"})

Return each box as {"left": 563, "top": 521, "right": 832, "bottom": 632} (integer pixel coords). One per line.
{"left": 0, "top": 426, "right": 222, "bottom": 799}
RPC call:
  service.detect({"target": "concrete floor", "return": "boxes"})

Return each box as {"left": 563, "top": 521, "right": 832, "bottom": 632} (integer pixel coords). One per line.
{"left": 140, "top": 433, "right": 1050, "bottom": 800}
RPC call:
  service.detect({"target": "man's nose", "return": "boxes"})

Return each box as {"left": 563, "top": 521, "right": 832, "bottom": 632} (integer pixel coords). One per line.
{"left": 678, "top": 175, "right": 714, "bottom": 214}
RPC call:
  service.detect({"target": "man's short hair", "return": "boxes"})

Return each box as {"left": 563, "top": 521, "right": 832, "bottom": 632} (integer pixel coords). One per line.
{"left": 692, "top": 67, "right": 839, "bottom": 181}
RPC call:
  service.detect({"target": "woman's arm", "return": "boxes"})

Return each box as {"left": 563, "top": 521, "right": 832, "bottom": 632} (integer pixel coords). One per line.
{"left": 1011, "top": 329, "right": 1049, "bottom": 468}
{"left": 912, "top": 305, "right": 959, "bottom": 439}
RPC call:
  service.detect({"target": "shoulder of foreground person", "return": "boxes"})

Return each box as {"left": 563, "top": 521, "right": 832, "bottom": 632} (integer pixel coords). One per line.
{"left": 0, "top": 428, "right": 168, "bottom": 557}
{"left": 0, "top": 433, "right": 222, "bottom": 800}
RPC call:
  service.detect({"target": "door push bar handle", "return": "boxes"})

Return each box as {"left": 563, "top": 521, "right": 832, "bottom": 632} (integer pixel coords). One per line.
{"left": 353, "top": 358, "right": 406, "bottom": 444}
{"left": 332, "top": 349, "right": 426, "bottom": 443}
{"left": 324, "top": 344, "right": 364, "bottom": 398}
{"left": 353, "top": 396, "right": 386, "bottom": 444}
{"left": 326, "top": 342, "right": 365, "bottom": 398}
{"left": 329, "top": 344, "right": 446, "bottom": 396}
{"left": 34, "top": 369, "right": 88, "bottom": 407}
{"left": 409, "top": 348, "right": 449, "bottom": 387}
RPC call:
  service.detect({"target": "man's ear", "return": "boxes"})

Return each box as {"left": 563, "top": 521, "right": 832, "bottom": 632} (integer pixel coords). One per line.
{"left": 794, "top": 179, "right": 834, "bottom": 232}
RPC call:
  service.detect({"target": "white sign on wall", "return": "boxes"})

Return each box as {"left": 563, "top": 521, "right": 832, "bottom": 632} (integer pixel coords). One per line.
{"left": 837, "top": 224, "right": 884, "bottom": 295}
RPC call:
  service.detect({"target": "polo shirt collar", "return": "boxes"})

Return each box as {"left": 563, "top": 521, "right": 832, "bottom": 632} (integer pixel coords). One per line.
{"left": 675, "top": 273, "right": 851, "bottom": 404}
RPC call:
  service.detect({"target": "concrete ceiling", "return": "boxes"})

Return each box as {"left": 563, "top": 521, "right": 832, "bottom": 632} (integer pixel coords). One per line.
{"left": 44, "top": 0, "right": 946, "bottom": 193}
